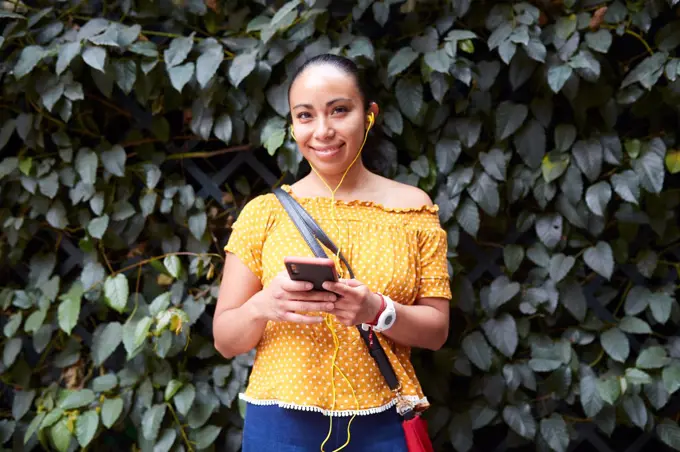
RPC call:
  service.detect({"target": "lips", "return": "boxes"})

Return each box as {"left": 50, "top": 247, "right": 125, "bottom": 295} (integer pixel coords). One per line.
{"left": 310, "top": 143, "right": 344, "bottom": 159}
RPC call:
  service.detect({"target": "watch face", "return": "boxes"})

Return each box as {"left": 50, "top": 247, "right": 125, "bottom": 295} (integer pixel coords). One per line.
{"left": 384, "top": 314, "right": 394, "bottom": 326}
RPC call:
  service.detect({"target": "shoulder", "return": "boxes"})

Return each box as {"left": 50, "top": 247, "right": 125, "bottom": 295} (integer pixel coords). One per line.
{"left": 378, "top": 177, "right": 433, "bottom": 209}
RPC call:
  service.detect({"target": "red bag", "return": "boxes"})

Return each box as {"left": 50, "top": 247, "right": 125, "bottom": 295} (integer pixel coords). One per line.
{"left": 403, "top": 413, "right": 434, "bottom": 452}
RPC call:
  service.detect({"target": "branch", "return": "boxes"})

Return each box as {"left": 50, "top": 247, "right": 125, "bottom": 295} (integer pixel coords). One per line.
{"left": 166, "top": 145, "right": 252, "bottom": 160}
{"left": 166, "top": 402, "right": 194, "bottom": 452}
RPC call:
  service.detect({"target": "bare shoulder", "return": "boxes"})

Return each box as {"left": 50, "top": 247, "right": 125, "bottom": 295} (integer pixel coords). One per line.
{"left": 375, "top": 176, "right": 434, "bottom": 209}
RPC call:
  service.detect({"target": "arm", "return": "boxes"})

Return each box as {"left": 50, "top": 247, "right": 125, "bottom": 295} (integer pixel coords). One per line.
{"left": 324, "top": 279, "right": 450, "bottom": 351}
{"left": 212, "top": 253, "right": 268, "bottom": 359}
{"left": 377, "top": 296, "right": 449, "bottom": 350}
{"left": 213, "top": 253, "right": 338, "bottom": 359}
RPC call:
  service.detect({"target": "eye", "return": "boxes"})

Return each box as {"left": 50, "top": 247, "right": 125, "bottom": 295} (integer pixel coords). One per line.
{"left": 332, "top": 106, "right": 349, "bottom": 114}
{"left": 296, "top": 112, "right": 311, "bottom": 119}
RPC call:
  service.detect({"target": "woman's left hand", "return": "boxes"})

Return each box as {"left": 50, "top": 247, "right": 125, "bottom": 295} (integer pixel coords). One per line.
{"left": 322, "top": 279, "right": 382, "bottom": 326}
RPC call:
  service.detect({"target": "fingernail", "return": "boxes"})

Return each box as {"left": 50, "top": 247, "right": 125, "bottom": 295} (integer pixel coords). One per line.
{"left": 326, "top": 303, "right": 334, "bottom": 310}
{"left": 306, "top": 283, "right": 314, "bottom": 290}
{"left": 328, "top": 294, "right": 336, "bottom": 302}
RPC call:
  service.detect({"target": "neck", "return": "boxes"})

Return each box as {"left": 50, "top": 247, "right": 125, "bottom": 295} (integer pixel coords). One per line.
{"left": 307, "top": 159, "right": 372, "bottom": 199}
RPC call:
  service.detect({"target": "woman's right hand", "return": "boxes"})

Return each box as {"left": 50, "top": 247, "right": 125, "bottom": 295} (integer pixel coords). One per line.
{"left": 254, "top": 271, "right": 337, "bottom": 324}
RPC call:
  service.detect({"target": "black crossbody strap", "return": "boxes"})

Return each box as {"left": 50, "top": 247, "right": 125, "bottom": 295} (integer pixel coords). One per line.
{"left": 273, "top": 188, "right": 400, "bottom": 391}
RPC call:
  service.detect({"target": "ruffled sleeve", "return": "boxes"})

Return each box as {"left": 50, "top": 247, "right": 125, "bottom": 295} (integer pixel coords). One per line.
{"left": 223, "top": 195, "right": 275, "bottom": 281}
{"left": 417, "top": 226, "right": 452, "bottom": 300}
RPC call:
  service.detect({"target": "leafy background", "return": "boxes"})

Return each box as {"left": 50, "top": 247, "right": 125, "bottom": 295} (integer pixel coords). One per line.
{"left": 1, "top": 0, "right": 680, "bottom": 451}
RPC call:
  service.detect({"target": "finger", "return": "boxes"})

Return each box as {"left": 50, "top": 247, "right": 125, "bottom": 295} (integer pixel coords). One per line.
{"left": 280, "top": 279, "right": 315, "bottom": 292}
{"left": 339, "top": 278, "right": 363, "bottom": 287}
{"left": 330, "top": 300, "right": 357, "bottom": 312}
{"left": 283, "top": 300, "right": 335, "bottom": 313}
{"left": 280, "top": 312, "right": 324, "bottom": 324}
{"left": 284, "top": 290, "right": 337, "bottom": 303}
{"left": 322, "top": 281, "right": 353, "bottom": 295}
{"left": 331, "top": 312, "right": 356, "bottom": 326}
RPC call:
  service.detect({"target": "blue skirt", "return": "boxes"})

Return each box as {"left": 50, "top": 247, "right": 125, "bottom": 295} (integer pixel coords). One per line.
{"left": 242, "top": 403, "right": 408, "bottom": 451}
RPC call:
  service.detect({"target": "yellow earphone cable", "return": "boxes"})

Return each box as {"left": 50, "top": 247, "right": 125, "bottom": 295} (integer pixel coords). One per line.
{"left": 291, "top": 112, "right": 374, "bottom": 452}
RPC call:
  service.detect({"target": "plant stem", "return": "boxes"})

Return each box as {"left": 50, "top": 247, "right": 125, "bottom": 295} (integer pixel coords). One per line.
{"left": 166, "top": 145, "right": 252, "bottom": 160}
{"left": 166, "top": 402, "right": 194, "bottom": 452}
{"left": 625, "top": 29, "right": 654, "bottom": 55}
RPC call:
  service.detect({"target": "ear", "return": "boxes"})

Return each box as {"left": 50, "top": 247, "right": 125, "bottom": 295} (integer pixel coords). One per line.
{"left": 367, "top": 102, "right": 380, "bottom": 128}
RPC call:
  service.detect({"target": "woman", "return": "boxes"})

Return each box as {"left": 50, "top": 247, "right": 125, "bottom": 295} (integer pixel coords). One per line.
{"left": 213, "top": 54, "right": 452, "bottom": 451}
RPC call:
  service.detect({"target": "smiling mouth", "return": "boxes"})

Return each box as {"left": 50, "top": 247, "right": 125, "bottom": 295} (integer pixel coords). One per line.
{"left": 310, "top": 144, "right": 345, "bottom": 157}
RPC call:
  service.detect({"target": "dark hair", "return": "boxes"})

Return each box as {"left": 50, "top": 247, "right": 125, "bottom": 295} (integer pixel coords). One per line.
{"left": 287, "top": 54, "right": 386, "bottom": 173}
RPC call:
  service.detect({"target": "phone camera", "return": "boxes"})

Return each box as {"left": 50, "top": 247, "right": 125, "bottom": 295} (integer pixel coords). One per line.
{"left": 290, "top": 264, "right": 299, "bottom": 275}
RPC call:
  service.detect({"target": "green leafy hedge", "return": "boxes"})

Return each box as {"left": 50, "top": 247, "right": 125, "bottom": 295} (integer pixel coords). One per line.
{"left": 2, "top": 0, "right": 680, "bottom": 451}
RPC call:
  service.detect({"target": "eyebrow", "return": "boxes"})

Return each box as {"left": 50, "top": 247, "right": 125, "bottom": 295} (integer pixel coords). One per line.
{"left": 292, "top": 98, "right": 352, "bottom": 110}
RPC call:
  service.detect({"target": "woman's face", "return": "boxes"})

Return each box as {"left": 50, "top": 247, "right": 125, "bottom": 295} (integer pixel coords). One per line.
{"left": 288, "top": 64, "right": 375, "bottom": 177}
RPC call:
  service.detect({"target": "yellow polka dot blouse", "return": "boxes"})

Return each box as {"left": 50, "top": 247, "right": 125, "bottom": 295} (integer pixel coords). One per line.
{"left": 224, "top": 185, "right": 452, "bottom": 416}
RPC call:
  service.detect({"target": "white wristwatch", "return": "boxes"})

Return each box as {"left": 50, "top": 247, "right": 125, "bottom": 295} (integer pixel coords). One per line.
{"left": 362, "top": 293, "right": 397, "bottom": 332}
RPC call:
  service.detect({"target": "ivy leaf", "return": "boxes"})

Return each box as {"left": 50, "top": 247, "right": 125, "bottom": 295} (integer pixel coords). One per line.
{"left": 621, "top": 52, "right": 667, "bottom": 90}
{"left": 82, "top": 46, "right": 107, "bottom": 72}
{"left": 636, "top": 346, "right": 669, "bottom": 369}
{"left": 482, "top": 313, "right": 518, "bottom": 358}
{"left": 572, "top": 139, "right": 603, "bottom": 182}
{"left": 619, "top": 316, "right": 651, "bottom": 334}
{"left": 59, "top": 389, "right": 95, "bottom": 410}
{"left": 189, "top": 425, "right": 223, "bottom": 450}
{"left": 495, "top": 101, "right": 528, "bottom": 141}
{"left": 467, "top": 172, "right": 499, "bottom": 216}
{"left": 540, "top": 414, "right": 569, "bottom": 452}
{"left": 503, "top": 245, "right": 524, "bottom": 274}
{"left": 174, "top": 384, "right": 196, "bottom": 417}
{"left": 554, "top": 124, "right": 576, "bottom": 152}
{"left": 91, "top": 322, "right": 122, "bottom": 366}
{"left": 580, "top": 365, "right": 604, "bottom": 417}
{"left": 632, "top": 139, "right": 665, "bottom": 193}
{"left": 488, "top": 276, "right": 520, "bottom": 310}
{"left": 164, "top": 255, "right": 182, "bottom": 279}
{"left": 585, "top": 181, "right": 611, "bottom": 216}
{"left": 395, "top": 78, "right": 423, "bottom": 120}
{"left": 57, "top": 282, "right": 83, "bottom": 335}
{"left": 49, "top": 418, "right": 73, "bottom": 452}
{"left": 513, "top": 118, "right": 545, "bottom": 169}
{"left": 547, "top": 65, "right": 572, "bottom": 93}
{"left": 14, "top": 45, "right": 46, "bottom": 79}
{"left": 101, "top": 398, "right": 123, "bottom": 428}
{"left": 535, "top": 214, "right": 563, "bottom": 249}
{"left": 596, "top": 377, "right": 621, "bottom": 405}
{"left": 101, "top": 145, "right": 126, "bottom": 177}
{"left": 104, "top": 274, "right": 128, "bottom": 313}
{"left": 649, "top": 292, "right": 674, "bottom": 324}
{"left": 586, "top": 29, "right": 612, "bottom": 53}
{"left": 583, "top": 241, "right": 614, "bottom": 280}
{"left": 168, "top": 62, "right": 195, "bottom": 93}
{"left": 622, "top": 395, "right": 647, "bottom": 428}
{"left": 456, "top": 198, "right": 480, "bottom": 237}
{"left": 164, "top": 34, "right": 194, "bottom": 68}
{"left": 87, "top": 215, "right": 109, "bottom": 239}
{"left": 387, "top": 47, "right": 418, "bottom": 77}
{"left": 75, "top": 410, "right": 98, "bottom": 447}
{"left": 657, "top": 420, "right": 680, "bottom": 451}
{"left": 600, "top": 328, "right": 629, "bottom": 363}
{"left": 666, "top": 150, "right": 680, "bottom": 173}
{"left": 196, "top": 39, "right": 224, "bottom": 88}
{"left": 12, "top": 390, "right": 35, "bottom": 421}
{"left": 435, "top": 138, "right": 461, "bottom": 175}
{"left": 229, "top": 50, "right": 257, "bottom": 87}
{"left": 462, "top": 331, "right": 493, "bottom": 371}
{"left": 541, "top": 151, "right": 570, "bottom": 183}
{"left": 549, "top": 254, "right": 575, "bottom": 283}
{"left": 502, "top": 404, "right": 536, "bottom": 440}
{"left": 261, "top": 116, "right": 287, "bottom": 155}
{"left": 214, "top": 114, "right": 233, "bottom": 144}
{"left": 663, "top": 364, "right": 680, "bottom": 394}
{"left": 142, "top": 404, "right": 166, "bottom": 441}
{"left": 611, "top": 170, "right": 640, "bottom": 204}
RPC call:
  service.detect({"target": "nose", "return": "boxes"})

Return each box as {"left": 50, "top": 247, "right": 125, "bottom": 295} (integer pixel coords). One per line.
{"left": 313, "top": 118, "right": 334, "bottom": 140}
